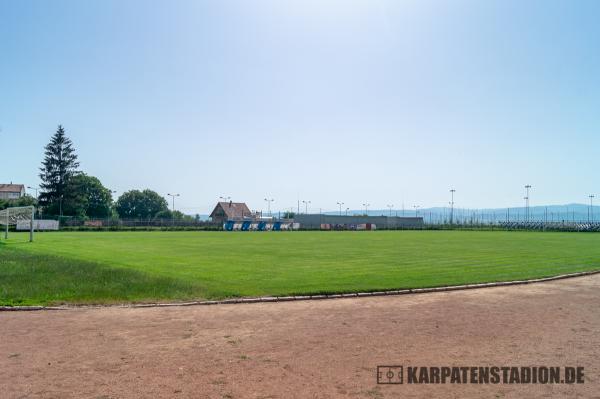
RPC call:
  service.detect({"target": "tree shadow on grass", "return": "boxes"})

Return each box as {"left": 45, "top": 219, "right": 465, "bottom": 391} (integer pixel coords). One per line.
{"left": 0, "top": 247, "right": 209, "bottom": 306}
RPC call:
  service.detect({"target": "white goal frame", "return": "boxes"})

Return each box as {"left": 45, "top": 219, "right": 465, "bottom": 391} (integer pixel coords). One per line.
{"left": 0, "top": 206, "right": 35, "bottom": 242}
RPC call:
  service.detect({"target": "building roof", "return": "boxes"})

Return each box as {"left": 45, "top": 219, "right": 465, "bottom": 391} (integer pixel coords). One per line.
{"left": 0, "top": 184, "right": 25, "bottom": 193}
{"left": 210, "top": 202, "right": 252, "bottom": 219}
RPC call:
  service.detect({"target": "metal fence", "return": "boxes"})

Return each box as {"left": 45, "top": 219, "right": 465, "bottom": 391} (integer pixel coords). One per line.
{"left": 497, "top": 221, "right": 600, "bottom": 232}
{"left": 36, "top": 215, "right": 600, "bottom": 232}
{"left": 58, "top": 217, "right": 220, "bottom": 229}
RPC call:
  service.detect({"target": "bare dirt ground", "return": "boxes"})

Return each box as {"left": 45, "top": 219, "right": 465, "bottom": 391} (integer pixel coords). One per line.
{"left": 2, "top": 275, "right": 599, "bottom": 399}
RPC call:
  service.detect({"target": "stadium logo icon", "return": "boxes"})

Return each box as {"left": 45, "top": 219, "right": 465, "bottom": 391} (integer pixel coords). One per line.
{"left": 377, "top": 366, "right": 403, "bottom": 384}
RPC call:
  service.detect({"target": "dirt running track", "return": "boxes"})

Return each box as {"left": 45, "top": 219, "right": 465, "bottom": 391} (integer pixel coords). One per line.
{"left": 2, "top": 275, "right": 599, "bottom": 399}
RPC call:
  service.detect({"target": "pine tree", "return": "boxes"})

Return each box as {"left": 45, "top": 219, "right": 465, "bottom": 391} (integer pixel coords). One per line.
{"left": 39, "top": 125, "right": 80, "bottom": 216}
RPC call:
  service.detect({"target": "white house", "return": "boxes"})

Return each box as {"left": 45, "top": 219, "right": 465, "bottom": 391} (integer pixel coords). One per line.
{"left": 0, "top": 184, "right": 26, "bottom": 200}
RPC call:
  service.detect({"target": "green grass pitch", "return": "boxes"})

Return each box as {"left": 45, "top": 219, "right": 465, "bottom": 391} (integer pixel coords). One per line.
{"left": 1, "top": 230, "right": 600, "bottom": 306}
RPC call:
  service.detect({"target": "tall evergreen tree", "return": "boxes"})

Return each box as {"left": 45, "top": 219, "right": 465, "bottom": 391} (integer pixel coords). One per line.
{"left": 39, "top": 125, "right": 80, "bottom": 216}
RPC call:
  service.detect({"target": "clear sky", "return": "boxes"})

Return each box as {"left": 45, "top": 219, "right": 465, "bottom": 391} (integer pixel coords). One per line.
{"left": 1, "top": 0, "right": 599, "bottom": 214}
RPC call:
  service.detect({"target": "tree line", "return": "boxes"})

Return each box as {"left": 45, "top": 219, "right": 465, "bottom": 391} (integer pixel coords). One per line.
{"left": 2, "top": 125, "right": 195, "bottom": 221}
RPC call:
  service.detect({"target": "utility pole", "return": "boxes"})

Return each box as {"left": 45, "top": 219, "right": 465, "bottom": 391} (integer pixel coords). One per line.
{"left": 337, "top": 202, "right": 344, "bottom": 216}
{"left": 449, "top": 189, "right": 455, "bottom": 225}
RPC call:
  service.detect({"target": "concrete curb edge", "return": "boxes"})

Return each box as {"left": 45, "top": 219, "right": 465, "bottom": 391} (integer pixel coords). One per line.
{"left": 2, "top": 269, "right": 599, "bottom": 312}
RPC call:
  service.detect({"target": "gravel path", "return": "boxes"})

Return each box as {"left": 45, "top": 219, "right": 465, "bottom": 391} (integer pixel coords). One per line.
{"left": 2, "top": 275, "right": 598, "bottom": 398}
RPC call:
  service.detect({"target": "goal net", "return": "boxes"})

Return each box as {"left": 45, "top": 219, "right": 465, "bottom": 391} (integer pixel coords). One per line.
{"left": 0, "top": 206, "right": 35, "bottom": 241}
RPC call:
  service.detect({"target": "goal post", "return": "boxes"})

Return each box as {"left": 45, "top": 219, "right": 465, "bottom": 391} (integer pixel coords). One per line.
{"left": 0, "top": 206, "right": 35, "bottom": 242}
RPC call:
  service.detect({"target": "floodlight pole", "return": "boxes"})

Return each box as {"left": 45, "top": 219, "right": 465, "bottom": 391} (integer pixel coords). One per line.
{"left": 168, "top": 193, "right": 180, "bottom": 225}
{"left": 523, "top": 197, "right": 528, "bottom": 222}
{"left": 449, "top": 189, "right": 456, "bottom": 225}
{"left": 4, "top": 209, "right": 7, "bottom": 240}
{"left": 345, "top": 207, "right": 349, "bottom": 216}
{"left": 590, "top": 195, "right": 595, "bottom": 223}
{"left": 413, "top": 205, "right": 420, "bottom": 217}
{"left": 362, "top": 203, "right": 370, "bottom": 215}
{"left": 387, "top": 204, "right": 394, "bottom": 217}
{"left": 302, "top": 200, "right": 311, "bottom": 214}
{"left": 337, "top": 202, "right": 344, "bottom": 216}
{"left": 264, "top": 198, "right": 274, "bottom": 216}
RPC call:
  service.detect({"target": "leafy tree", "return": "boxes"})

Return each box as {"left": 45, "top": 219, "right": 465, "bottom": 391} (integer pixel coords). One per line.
{"left": 62, "top": 174, "right": 113, "bottom": 218}
{"left": 155, "top": 209, "right": 193, "bottom": 220}
{"left": 39, "top": 125, "right": 80, "bottom": 216}
{"left": 178, "top": 211, "right": 194, "bottom": 221}
{"left": 115, "top": 189, "right": 168, "bottom": 219}
{"left": 0, "top": 195, "right": 37, "bottom": 211}
{"left": 154, "top": 209, "right": 172, "bottom": 219}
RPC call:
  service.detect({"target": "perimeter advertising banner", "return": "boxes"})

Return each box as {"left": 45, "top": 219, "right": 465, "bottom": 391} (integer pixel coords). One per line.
{"left": 16, "top": 220, "right": 59, "bottom": 231}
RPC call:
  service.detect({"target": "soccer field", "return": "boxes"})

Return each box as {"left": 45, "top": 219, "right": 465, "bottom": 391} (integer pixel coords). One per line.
{"left": 1, "top": 230, "right": 600, "bottom": 306}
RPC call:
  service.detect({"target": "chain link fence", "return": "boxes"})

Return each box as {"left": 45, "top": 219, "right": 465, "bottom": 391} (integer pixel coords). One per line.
{"left": 52, "top": 217, "right": 221, "bottom": 230}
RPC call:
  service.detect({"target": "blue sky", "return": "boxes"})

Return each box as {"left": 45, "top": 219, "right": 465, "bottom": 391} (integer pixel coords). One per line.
{"left": 1, "top": 0, "right": 599, "bottom": 214}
